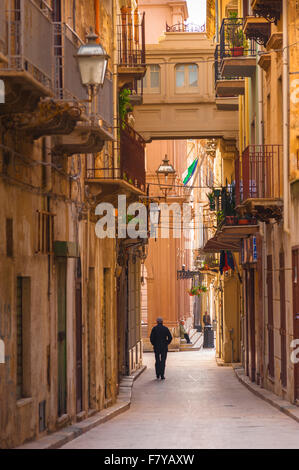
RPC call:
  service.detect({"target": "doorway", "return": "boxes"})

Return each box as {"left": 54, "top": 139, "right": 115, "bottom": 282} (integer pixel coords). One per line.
{"left": 292, "top": 249, "right": 299, "bottom": 400}
{"left": 75, "top": 258, "right": 83, "bottom": 414}
{"left": 57, "top": 257, "right": 67, "bottom": 417}
{"left": 267, "top": 255, "right": 275, "bottom": 379}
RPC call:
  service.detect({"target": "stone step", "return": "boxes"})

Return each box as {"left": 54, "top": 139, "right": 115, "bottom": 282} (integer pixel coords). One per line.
{"left": 180, "top": 332, "right": 203, "bottom": 351}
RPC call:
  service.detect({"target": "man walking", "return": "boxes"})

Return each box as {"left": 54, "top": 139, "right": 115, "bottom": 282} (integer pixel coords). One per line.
{"left": 150, "top": 317, "right": 172, "bottom": 380}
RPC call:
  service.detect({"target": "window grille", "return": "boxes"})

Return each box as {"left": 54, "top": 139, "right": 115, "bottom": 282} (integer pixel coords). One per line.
{"left": 36, "top": 210, "right": 55, "bottom": 255}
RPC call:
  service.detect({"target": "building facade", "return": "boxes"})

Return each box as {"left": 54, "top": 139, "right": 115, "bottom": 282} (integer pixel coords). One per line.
{"left": 0, "top": 0, "right": 147, "bottom": 448}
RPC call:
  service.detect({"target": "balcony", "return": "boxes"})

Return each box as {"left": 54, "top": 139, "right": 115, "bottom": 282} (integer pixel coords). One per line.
{"left": 117, "top": 11, "right": 146, "bottom": 88}
{"left": 236, "top": 145, "right": 283, "bottom": 222}
{"left": 219, "top": 18, "right": 257, "bottom": 79}
{"left": 214, "top": 45, "right": 245, "bottom": 98}
{"left": 165, "top": 22, "right": 206, "bottom": 33}
{"left": 251, "top": 0, "right": 282, "bottom": 25}
{"left": 52, "top": 24, "right": 114, "bottom": 155}
{"left": 128, "top": 78, "right": 143, "bottom": 106}
{"left": 203, "top": 184, "right": 259, "bottom": 253}
{"left": 243, "top": 16, "right": 271, "bottom": 47}
{"left": 0, "top": 0, "right": 54, "bottom": 114}
{"left": 85, "top": 121, "right": 146, "bottom": 202}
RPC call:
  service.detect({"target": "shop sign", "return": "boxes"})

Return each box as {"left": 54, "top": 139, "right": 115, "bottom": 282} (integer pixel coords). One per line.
{"left": 241, "top": 236, "right": 258, "bottom": 264}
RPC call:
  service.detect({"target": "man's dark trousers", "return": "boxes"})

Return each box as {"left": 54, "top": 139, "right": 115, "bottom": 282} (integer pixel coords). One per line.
{"left": 154, "top": 348, "right": 167, "bottom": 378}
{"left": 150, "top": 322, "right": 172, "bottom": 378}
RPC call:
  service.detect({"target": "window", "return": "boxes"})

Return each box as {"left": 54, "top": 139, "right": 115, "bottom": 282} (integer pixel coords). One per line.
{"left": 36, "top": 210, "right": 55, "bottom": 254}
{"left": 175, "top": 64, "right": 198, "bottom": 92}
{"left": 16, "top": 277, "right": 31, "bottom": 400}
{"left": 6, "top": 218, "right": 13, "bottom": 257}
{"left": 143, "top": 65, "right": 160, "bottom": 93}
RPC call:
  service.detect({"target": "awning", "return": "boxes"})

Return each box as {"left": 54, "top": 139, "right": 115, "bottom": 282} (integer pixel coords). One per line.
{"left": 203, "top": 224, "right": 259, "bottom": 253}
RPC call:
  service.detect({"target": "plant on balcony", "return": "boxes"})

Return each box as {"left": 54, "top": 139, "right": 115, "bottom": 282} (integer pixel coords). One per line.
{"left": 207, "top": 190, "right": 216, "bottom": 211}
{"left": 188, "top": 285, "right": 208, "bottom": 297}
{"left": 119, "top": 88, "right": 133, "bottom": 128}
{"left": 225, "top": 12, "right": 247, "bottom": 57}
{"left": 216, "top": 209, "right": 225, "bottom": 227}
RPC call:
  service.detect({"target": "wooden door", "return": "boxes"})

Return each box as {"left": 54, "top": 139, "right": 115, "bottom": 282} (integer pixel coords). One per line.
{"left": 267, "top": 255, "right": 275, "bottom": 378}
{"left": 104, "top": 268, "right": 112, "bottom": 400}
{"left": 279, "top": 251, "right": 287, "bottom": 388}
{"left": 57, "top": 258, "right": 67, "bottom": 417}
{"left": 75, "top": 259, "right": 83, "bottom": 414}
{"left": 248, "top": 269, "right": 256, "bottom": 381}
{"left": 245, "top": 269, "right": 249, "bottom": 376}
{"left": 292, "top": 249, "right": 299, "bottom": 400}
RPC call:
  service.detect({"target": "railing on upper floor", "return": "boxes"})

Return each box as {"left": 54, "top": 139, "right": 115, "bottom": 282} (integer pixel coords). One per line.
{"left": 236, "top": 145, "right": 283, "bottom": 204}
{"left": 166, "top": 22, "right": 206, "bottom": 33}
{"left": 53, "top": 22, "right": 113, "bottom": 129}
{"left": 5, "top": 0, "right": 53, "bottom": 89}
{"left": 214, "top": 44, "right": 243, "bottom": 90}
{"left": 117, "top": 11, "right": 145, "bottom": 67}
{"left": 251, "top": 0, "right": 282, "bottom": 25}
{"left": 86, "top": 121, "right": 146, "bottom": 192}
{"left": 219, "top": 17, "right": 256, "bottom": 61}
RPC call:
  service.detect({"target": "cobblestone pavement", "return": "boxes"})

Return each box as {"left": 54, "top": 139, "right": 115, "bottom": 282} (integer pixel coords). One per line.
{"left": 62, "top": 349, "right": 299, "bottom": 449}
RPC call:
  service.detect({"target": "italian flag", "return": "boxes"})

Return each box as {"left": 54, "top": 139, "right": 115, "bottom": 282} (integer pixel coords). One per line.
{"left": 182, "top": 158, "right": 198, "bottom": 186}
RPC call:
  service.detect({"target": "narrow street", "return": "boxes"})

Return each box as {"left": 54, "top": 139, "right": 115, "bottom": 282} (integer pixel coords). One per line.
{"left": 62, "top": 350, "right": 299, "bottom": 449}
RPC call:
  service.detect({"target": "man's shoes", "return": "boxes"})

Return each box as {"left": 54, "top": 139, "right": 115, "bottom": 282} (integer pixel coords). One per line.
{"left": 156, "top": 375, "right": 160, "bottom": 379}
{"left": 161, "top": 376, "right": 165, "bottom": 380}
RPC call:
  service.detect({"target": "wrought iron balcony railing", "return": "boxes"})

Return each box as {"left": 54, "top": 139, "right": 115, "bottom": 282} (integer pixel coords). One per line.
{"left": 236, "top": 145, "right": 283, "bottom": 205}
{"left": 53, "top": 23, "right": 113, "bottom": 129}
{"left": 5, "top": 0, "right": 53, "bottom": 89}
{"left": 117, "top": 11, "right": 145, "bottom": 67}
{"left": 219, "top": 17, "right": 256, "bottom": 61}
{"left": 86, "top": 121, "right": 146, "bottom": 192}
{"left": 166, "top": 22, "right": 206, "bottom": 33}
{"left": 120, "top": 121, "right": 145, "bottom": 190}
{"left": 251, "top": 0, "right": 282, "bottom": 25}
{"left": 214, "top": 45, "right": 242, "bottom": 89}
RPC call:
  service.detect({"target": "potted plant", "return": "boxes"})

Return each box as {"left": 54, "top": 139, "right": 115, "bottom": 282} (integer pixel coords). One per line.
{"left": 119, "top": 88, "right": 133, "bottom": 128}
{"left": 207, "top": 190, "right": 215, "bottom": 211}
{"left": 188, "top": 285, "right": 208, "bottom": 297}
{"left": 225, "top": 12, "right": 247, "bottom": 57}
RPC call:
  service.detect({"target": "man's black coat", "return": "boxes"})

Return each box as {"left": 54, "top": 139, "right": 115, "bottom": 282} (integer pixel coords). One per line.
{"left": 150, "top": 323, "right": 173, "bottom": 352}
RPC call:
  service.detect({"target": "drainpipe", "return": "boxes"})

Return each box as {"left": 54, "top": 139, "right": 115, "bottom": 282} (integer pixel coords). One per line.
{"left": 257, "top": 45, "right": 263, "bottom": 146}
{"left": 283, "top": 0, "right": 290, "bottom": 234}
{"left": 94, "top": 0, "right": 100, "bottom": 41}
{"left": 113, "top": 0, "right": 119, "bottom": 177}
{"left": 257, "top": 43, "right": 266, "bottom": 385}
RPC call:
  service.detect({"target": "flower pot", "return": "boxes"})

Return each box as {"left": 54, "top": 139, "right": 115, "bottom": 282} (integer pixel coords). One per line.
{"left": 225, "top": 216, "right": 234, "bottom": 225}
{"left": 238, "top": 218, "right": 249, "bottom": 225}
{"left": 231, "top": 46, "right": 244, "bottom": 57}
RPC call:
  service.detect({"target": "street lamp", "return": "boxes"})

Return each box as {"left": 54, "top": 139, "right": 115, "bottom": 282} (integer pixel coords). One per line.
{"left": 156, "top": 154, "right": 176, "bottom": 199}
{"left": 76, "top": 29, "right": 109, "bottom": 101}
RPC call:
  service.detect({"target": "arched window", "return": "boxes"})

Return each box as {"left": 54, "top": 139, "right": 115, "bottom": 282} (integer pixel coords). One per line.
{"left": 175, "top": 64, "right": 198, "bottom": 92}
